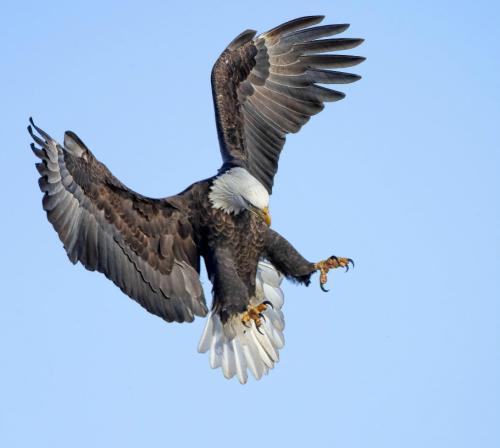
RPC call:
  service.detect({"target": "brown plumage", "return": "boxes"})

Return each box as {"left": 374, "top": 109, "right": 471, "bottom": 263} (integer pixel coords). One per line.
{"left": 213, "top": 15, "right": 364, "bottom": 192}
{"left": 29, "top": 16, "right": 364, "bottom": 382}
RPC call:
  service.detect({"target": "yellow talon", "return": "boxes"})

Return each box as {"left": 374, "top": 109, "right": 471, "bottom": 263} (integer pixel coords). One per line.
{"left": 241, "top": 302, "right": 269, "bottom": 333}
{"left": 314, "top": 256, "right": 354, "bottom": 292}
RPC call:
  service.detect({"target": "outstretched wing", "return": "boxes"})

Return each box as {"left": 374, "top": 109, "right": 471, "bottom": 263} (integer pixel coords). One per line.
{"left": 29, "top": 119, "right": 207, "bottom": 323}
{"left": 212, "top": 15, "right": 364, "bottom": 193}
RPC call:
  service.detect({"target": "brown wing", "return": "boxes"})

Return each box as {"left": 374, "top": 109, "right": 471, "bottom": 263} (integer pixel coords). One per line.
{"left": 29, "top": 119, "right": 207, "bottom": 323}
{"left": 212, "top": 15, "right": 365, "bottom": 193}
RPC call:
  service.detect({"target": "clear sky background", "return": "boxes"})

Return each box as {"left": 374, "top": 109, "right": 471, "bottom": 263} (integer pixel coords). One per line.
{"left": 1, "top": 0, "right": 499, "bottom": 447}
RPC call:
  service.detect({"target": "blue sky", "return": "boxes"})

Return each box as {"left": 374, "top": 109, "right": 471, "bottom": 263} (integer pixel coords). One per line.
{"left": 1, "top": 0, "right": 499, "bottom": 447}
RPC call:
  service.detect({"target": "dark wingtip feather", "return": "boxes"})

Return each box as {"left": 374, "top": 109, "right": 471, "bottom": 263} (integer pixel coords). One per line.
{"left": 264, "top": 15, "right": 325, "bottom": 38}
{"left": 314, "top": 86, "right": 346, "bottom": 102}
{"left": 309, "top": 69, "right": 362, "bottom": 85}
{"left": 27, "top": 118, "right": 37, "bottom": 142}
{"left": 354, "top": 56, "right": 367, "bottom": 64}
{"left": 295, "top": 37, "right": 365, "bottom": 54}
{"left": 302, "top": 54, "right": 366, "bottom": 69}
{"left": 30, "top": 142, "right": 45, "bottom": 159}
{"left": 327, "top": 23, "right": 350, "bottom": 34}
{"left": 327, "top": 71, "right": 361, "bottom": 84}
{"left": 28, "top": 117, "right": 53, "bottom": 142}
{"left": 331, "top": 92, "right": 346, "bottom": 102}
{"left": 28, "top": 125, "right": 46, "bottom": 147}
{"left": 282, "top": 23, "right": 352, "bottom": 43}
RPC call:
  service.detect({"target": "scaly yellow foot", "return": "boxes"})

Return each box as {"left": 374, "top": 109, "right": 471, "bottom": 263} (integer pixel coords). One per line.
{"left": 241, "top": 301, "right": 273, "bottom": 334}
{"left": 314, "top": 256, "right": 354, "bottom": 292}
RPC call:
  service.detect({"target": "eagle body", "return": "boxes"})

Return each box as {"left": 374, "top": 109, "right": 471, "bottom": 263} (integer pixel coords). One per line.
{"left": 29, "top": 16, "right": 364, "bottom": 383}
{"left": 172, "top": 178, "right": 272, "bottom": 319}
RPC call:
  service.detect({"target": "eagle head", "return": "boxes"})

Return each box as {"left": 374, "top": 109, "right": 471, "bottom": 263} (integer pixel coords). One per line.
{"left": 209, "top": 167, "right": 271, "bottom": 226}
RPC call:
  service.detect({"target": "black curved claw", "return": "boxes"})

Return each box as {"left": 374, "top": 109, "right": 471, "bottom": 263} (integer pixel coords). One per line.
{"left": 262, "top": 300, "right": 274, "bottom": 309}
{"left": 344, "top": 258, "right": 355, "bottom": 272}
{"left": 320, "top": 282, "right": 330, "bottom": 293}
{"left": 328, "top": 255, "right": 339, "bottom": 262}
{"left": 259, "top": 313, "right": 266, "bottom": 322}
{"left": 242, "top": 321, "right": 251, "bottom": 329}
{"left": 256, "top": 325, "right": 265, "bottom": 335}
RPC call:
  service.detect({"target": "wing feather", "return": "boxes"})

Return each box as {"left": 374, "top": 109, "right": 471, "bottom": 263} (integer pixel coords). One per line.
{"left": 211, "top": 16, "right": 364, "bottom": 192}
{"left": 29, "top": 119, "right": 207, "bottom": 323}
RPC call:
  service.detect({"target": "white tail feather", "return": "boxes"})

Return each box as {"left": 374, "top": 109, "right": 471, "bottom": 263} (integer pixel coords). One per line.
{"left": 198, "top": 260, "right": 285, "bottom": 384}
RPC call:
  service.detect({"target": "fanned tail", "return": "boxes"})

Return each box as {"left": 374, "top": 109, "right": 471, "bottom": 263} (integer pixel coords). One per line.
{"left": 198, "top": 260, "right": 285, "bottom": 384}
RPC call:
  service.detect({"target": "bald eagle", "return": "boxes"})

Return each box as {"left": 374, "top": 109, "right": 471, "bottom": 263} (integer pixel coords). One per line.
{"left": 29, "top": 16, "right": 363, "bottom": 383}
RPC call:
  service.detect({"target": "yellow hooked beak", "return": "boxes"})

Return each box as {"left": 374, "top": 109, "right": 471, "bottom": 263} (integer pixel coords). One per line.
{"left": 255, "top": 206, "right": 272, "bottom": 226}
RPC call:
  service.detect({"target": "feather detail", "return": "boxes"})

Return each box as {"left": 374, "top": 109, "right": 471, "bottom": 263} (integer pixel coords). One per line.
{"left": 211, "top": 16, "right": 364, "bottom": 193}
{"left": 198, "top": 260, "right": 285, "bottom": 384}
{"left": 28, "top": 118, "right": 207, "bottom": 323}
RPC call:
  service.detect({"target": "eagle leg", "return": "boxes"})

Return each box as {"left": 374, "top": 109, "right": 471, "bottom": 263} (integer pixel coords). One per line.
{"left": 314, "top": 256, "right": 354, "bottom": 292}
{"left": 241, "top": 302, "right": 269, "bottom": 334}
